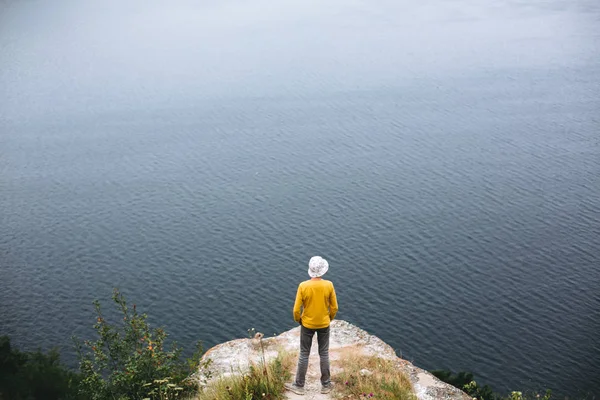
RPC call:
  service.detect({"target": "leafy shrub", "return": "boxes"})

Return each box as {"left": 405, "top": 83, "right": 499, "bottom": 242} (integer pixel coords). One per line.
{"left": 0, "top": 335, "right": 82, "bottom": 400}
{"left": 431, "top": 369, "right": 494, "bottom": 399}
{"left": 432, "top": 369, "right": 553, "bottom": 400}
{"left": 73, "top": 288, "right": 202, "bottom": 400}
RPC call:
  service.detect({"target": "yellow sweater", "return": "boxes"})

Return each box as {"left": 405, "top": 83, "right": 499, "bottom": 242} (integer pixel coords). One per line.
{"left": 293, "top": 279, "right": 338, "bottom": 329}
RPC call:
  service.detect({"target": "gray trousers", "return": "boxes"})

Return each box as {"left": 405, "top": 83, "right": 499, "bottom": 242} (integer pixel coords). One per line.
{"left": 294, "top": 325, "right": 331, "bottom": 387}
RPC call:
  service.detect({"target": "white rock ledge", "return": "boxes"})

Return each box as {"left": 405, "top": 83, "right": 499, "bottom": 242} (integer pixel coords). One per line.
{"left": 197, "top": 320, "right": 471, "bottom": 400}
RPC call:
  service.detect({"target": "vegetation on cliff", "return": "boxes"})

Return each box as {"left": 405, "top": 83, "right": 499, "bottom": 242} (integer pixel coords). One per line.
{"left": 197, "top": 353, "right": 293, "bottom": 400}
{"left": 1, "top": 289, "right": 203, "bottom": 400}
{"left": 431, "top": 370, "right": 554, "bottom": 400}
{"left": 72, "top": 288, "right": 204, "bottom": 399}
{"left": 0, "top": 335, "right": 81, "bottom": 400}
{"left": 0, "top": 290, "right": 586, "bottom": 400}
{"left": 333, "top": 351, "right": 414, "bottom": 399}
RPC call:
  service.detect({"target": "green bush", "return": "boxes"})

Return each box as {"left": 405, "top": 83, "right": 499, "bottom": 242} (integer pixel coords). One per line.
{"left": 431, "top": 369, "right": 494, "bottom": 399}
{"left": 431, "top": 369, "right": 552, "bottom": 400}
{"left": 0, "top": 335, "right": 82, "bottom": 400}
{"left": 73, "top": 288, "right": 202, "bottom": 400}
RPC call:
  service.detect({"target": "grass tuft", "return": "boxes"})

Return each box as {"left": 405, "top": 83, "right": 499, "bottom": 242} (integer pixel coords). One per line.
{"left": 332, "top": 350, "right": 416, "bottom": 400}
{"left": 197, "top": 352, "right": 295, "bottom": 400}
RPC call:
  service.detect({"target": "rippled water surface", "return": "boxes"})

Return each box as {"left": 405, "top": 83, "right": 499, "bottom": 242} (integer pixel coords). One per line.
{"left": 1, "top": 0, "right": 600, "bottom": 397}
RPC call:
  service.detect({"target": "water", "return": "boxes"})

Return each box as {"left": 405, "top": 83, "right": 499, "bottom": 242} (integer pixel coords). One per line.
{"left": 1, "top": 0, "right": 600, "bottom": 397}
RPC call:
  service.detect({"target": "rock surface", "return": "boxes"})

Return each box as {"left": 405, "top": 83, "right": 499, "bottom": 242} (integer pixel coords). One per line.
{"left": 197, "top": 320, "right": 471, "bottom": 400}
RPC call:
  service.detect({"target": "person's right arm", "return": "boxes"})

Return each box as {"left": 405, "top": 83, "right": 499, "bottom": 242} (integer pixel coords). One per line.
{"left": 293, "top": 284, "right": 303, "bottom": 323}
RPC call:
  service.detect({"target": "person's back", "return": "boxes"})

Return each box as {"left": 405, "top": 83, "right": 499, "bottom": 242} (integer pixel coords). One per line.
{"left": 286, "top": 256, "right": 338, "bottom": 396}
{"left": 294, "top": 279, "right": 337, "bottom": 329}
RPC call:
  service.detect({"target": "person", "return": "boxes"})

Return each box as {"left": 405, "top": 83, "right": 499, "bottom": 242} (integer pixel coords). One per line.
{"left": 285, "top": 256, "right": 339, "bottom": 395}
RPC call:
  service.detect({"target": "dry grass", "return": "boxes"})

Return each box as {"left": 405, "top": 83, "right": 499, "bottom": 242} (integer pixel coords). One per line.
{"left": 196, "top": 351, "right": 296, "bottom": 400}
{"left": 332, "top": 350, "right": 416, "bottom": 400}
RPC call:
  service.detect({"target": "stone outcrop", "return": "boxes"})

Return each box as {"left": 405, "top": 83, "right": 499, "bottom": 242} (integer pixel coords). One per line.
{"left": 197, "top": 320, "right": 471, "bottom": 400}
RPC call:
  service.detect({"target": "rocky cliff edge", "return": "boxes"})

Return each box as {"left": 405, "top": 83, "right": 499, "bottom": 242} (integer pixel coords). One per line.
{"left": 196, "top": 320, "right": 470, "bottom": 400}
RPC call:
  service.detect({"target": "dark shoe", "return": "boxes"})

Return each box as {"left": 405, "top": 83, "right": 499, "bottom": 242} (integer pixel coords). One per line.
{"left": 321, "top": 383, "right": 334, "bottom": 394}
{"left": 285, "top": 383, "right": 305, "bottom": 395}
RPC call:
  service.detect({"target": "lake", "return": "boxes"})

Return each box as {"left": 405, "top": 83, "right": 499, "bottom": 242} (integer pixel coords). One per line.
{"left": 1, "top": 0, "right": 599, "bottom": 397}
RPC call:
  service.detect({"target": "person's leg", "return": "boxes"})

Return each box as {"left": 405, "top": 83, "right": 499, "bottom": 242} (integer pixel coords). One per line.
{"left": 294, "top": 326, "right": 315, "bottom": 387}
{"left": 316, "top": 326, "right": 331, "bottom": 387}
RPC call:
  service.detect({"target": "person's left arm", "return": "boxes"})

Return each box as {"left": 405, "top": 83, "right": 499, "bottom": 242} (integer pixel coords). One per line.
{"left": 329, "top": 283, "right": 338, "bottom": 321}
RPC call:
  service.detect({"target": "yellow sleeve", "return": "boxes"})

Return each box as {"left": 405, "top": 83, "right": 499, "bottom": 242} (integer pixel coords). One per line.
{"left": 293, "top": 284, "right": 303, "bottom": 323}
{"left": 329, "top": 283, "right": 338, "bottom": 321}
